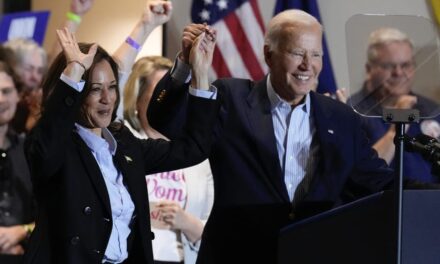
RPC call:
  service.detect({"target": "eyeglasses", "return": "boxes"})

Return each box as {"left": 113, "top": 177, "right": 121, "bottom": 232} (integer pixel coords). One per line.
{"left": 371, "top": 61, "right": 415, "bottom": 72}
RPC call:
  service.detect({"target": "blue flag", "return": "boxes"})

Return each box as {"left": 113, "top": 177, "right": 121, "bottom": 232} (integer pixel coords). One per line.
{"left": 273, "top": 0, "right": 337, "bottom": 94}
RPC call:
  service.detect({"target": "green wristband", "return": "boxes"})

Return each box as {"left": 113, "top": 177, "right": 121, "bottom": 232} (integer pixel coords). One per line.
{"left": 66, "top": 11, "right": 81, "bottom": 23}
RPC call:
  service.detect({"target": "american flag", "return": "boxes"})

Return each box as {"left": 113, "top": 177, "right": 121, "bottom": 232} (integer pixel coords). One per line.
{"left": 191, "top": 0, "right": 268, "bottom": 81}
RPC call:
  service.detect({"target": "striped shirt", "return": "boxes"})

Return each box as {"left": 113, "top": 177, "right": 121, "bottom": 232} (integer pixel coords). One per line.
{"left": 266, "top": 76, "right": 317, "bottom": 202}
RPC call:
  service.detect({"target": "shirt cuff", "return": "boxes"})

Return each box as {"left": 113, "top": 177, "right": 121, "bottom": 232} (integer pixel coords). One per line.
{"left": 60, "top": 73, "right": 85, "bottom": 92}
{"left": 170, "top": 52, "right": 191, "bottom": 84}
{"left": 189, "top": 85, "right": 217, "bottom": 100}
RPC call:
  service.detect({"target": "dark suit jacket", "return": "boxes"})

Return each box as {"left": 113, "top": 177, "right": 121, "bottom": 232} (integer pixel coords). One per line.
{"left": 23, "top": 81, "right": 216, "bottom": 264}
{"left": 148, "top": 74, "right": 394, "bottom": 264}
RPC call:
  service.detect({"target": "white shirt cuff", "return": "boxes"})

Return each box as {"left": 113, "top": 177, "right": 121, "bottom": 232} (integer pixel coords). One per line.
{"left": 189, "top": 85, "right": 217, "bottom": 100}
{"left": 60, "top": 73, "right": 85, "bottom": 92}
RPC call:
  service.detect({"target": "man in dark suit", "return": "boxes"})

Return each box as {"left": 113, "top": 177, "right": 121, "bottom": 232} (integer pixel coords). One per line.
{"left": 148, "top": 9, "right": 394, "bottom": 264}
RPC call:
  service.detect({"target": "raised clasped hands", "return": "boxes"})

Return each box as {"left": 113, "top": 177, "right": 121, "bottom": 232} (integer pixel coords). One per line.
{"left": 189, "top": 27, "right": 217, "bottom": 90}
{"left": 181, "top": 23, "right": 216, "bottom": 65}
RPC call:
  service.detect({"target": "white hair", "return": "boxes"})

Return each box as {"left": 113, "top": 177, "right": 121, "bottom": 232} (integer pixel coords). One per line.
{"left": 367, "top": 27, "right": 414, "bottom": 62}
{"left": 264, "top": 9, "right": 322, "bottom": 52}
{"left": 3, "top": 38, "right": 47, "bottom": 70}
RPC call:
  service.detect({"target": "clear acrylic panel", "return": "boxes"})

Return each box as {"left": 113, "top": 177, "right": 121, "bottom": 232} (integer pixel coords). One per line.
{"left": 345, "top": 14, "right": 440, "bottom": 119}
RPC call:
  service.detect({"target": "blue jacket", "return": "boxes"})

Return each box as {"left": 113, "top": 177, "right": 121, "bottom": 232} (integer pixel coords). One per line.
{"left": 148, "top": 74, "right": 394, "bottom": 264}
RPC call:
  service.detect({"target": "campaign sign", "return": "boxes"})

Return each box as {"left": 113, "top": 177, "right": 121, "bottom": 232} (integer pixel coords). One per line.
{"left": 0, "top": 10, "right": 50, "bottom": 46}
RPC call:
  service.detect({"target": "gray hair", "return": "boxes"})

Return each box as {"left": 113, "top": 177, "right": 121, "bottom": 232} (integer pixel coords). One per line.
{"left": 264, "top": 9, "right": 322, "bottom": 52}
{"left": 3, "top": 38, "right": 47, "bottom": 71}
{"left": 367, "top": 27, "right": 414, "bottom": 62}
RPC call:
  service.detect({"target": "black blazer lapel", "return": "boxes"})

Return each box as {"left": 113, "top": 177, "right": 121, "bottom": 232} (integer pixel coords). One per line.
{"left": 245, "top": 78, "right": 290, "bottom": 202}
{"left": 113, "top": 150, "right": 146, "bottom": 208}
{"left": 310, "top": 92, "right": 339, "bottom": 174}
{"left": 74, "top": 134, "right": 112, "bottom": 214}
{"left": 304, "top": 92, "right": 342, "bottom": 200}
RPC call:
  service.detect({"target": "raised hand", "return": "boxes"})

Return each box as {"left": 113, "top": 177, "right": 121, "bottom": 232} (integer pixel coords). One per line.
{"left": 56, "top": 28, "right": 97, "bottom": 70}
{"left": 142, "top": 0, "right": 173, "bottom": 29}
{"left": 180, "top": 24, "right": 207, "bottom": 64}
{"left": 56, "top": 28, "right": 98, "bottom": 82}
{"left": 70, "top": 0, "right": 94, "bottom": 16}
{"left": 189, "top": 29, "right": 217, "bottom": 90}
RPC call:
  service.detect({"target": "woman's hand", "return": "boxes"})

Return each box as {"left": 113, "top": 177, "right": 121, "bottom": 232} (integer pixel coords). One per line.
{"left": 158, "top": 201, "right": 205, "bottom": 243}
{"left": 56, "top": 27, "right": 98, "bottom": 81}
{"left": 158, "top": 201, "right": 187, "bottom": 229}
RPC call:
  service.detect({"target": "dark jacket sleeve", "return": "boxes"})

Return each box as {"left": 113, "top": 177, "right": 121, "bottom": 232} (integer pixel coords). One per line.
{"left": 123, "top": 94, "right": 219, "bottom": 175}
{"left": 25, "top": 80, "right": 84, "bottom": 183}
{"left": 147, "top": 71, "right": 190, "bottom": 139}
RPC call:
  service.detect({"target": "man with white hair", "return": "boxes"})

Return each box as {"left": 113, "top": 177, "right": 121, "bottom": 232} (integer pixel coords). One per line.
{"left": 349, "top": 27, "right": 440, "bottom": 183}
{"left": 148, "top": 10, "right": 397, "bottom": 263}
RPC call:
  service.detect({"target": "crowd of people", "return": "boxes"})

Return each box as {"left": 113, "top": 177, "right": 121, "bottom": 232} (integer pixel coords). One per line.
{"left": 0, "top": 0, "right": 439, "bottom": 264}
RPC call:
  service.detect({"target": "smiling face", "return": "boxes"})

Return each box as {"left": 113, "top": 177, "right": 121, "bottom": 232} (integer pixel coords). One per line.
{"left": 19, "top": 50, "right": 45, "bottom": 91}
{"left": 0, "top": 72, "right": 19, "bottom": 126}
{"left": 79, "top": 60, "right": 118, "bottom": 135}
{"left": 366, "top": 41, "right": 415, "bottom": 100}
{"left": 265, "top": 20, "right": 323, "bottom": 105}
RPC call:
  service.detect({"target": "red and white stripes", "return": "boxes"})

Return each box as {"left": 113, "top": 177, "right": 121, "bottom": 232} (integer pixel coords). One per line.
{"left": 210, "top": 0, "right": 267, "bottom": 81}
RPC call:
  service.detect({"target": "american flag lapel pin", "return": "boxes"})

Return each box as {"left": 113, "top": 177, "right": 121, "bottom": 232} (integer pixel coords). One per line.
{"left": 124, "top": 155, "right": 133, "bottom": 163}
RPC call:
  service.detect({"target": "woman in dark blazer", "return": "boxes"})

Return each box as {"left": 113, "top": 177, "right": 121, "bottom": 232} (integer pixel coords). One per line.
{"left": 22, "top": 27, "right": 216, "bottom": 264}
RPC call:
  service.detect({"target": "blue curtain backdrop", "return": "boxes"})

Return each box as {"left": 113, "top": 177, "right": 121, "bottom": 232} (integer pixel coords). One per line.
{"left": 274, "top": 0, "right": 337, "bottom": 94}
